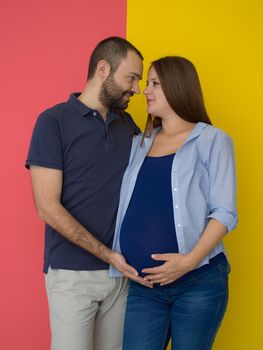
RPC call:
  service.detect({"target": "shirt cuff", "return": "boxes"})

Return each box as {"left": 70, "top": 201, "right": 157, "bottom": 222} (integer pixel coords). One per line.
{"left": 207, "top": 208, "right": 238, "bottom": 232}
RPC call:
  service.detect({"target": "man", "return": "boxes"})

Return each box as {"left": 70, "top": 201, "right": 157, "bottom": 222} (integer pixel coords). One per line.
{"left": 26, "top": 36, "right": 150, "bottom": 350}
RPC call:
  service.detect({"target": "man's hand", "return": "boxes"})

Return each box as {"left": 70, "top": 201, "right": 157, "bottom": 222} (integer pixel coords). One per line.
{"left": 142, "top": 253, "right": 195, "bottom": 286}
{"left": 110, "top": 251, "right": 153, "bottom": 288}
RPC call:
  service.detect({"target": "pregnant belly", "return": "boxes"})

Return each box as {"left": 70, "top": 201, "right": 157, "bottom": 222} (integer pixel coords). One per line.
{"left": 120, "top": 223, "right": 178, "bottom": 277}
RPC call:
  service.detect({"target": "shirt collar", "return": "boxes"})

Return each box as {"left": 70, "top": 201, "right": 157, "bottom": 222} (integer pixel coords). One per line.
{"left": 68, "top": 93, "right": 121, "bottom": 123}
{"left": 184, "top": 122, "right": 208, "bottom": 143}
{"left": 144, "top": 122, "right": 209, "bottom": 147}
{"left": 68, "top": 93, "right": 93, "bottom": 117}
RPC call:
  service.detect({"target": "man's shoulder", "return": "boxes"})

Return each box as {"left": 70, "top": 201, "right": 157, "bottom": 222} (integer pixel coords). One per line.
{"left": 34, "top": 99, "right": 79, "bottom": 133}
{"left": 39, "top": 101, "right": 71, "bottom": 120}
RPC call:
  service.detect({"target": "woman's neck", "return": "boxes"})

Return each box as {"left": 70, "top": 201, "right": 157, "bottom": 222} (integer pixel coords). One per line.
{"left": 159, "top": 115, "right": 196, "bottom": 136}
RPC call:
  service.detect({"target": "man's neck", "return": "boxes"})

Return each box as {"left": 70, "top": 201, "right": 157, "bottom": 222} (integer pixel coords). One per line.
{"left": 78, "top": 82, "right": 108, "bottom": 120}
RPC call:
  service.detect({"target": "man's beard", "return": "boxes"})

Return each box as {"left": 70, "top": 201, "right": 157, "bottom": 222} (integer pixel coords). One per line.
{"left": 99, "top": 74, "right": 134, "bottom": 110}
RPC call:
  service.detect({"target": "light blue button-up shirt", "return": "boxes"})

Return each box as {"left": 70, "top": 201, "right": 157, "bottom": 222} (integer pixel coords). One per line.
{"left": 110, "top": 122, "right": 237, "bottom": 277}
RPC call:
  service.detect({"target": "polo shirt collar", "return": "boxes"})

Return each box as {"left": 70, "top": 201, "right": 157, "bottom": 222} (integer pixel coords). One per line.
{"left": 68, "top": 93, "right": 122, "bottom": 123}
{"left": 68, "top": 93, "right": 92, "bottom": 117}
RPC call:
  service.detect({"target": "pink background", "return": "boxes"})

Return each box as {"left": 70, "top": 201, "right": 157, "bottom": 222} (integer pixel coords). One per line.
{"left": 0, "top": 1, "right": 126, "bottom": 348}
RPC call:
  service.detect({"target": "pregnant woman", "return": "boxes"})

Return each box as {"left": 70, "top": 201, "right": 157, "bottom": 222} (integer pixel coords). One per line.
{"left": 110, "top": 56, "right": 237, "bottom": 350}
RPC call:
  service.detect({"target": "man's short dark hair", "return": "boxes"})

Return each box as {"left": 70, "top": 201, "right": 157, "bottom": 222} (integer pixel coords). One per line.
{"left": 87, "top": 36, "right": 143, "bottom": 80}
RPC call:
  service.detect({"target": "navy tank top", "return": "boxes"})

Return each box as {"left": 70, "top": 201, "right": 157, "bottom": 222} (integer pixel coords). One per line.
{"left": 120, "top": 153, "right": 179, "bottom": 276}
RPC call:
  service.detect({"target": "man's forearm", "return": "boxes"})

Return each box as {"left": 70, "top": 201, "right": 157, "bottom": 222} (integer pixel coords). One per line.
{"left": 37, "top": 201, "right": 153, "bottom": 286}
{"left": 37, "top": 200, "right": 112, "bottom": 264}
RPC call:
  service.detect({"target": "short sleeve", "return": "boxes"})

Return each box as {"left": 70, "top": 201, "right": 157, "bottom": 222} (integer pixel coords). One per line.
{"left": 25, "top": 111, "right": 63, "bottom": 170}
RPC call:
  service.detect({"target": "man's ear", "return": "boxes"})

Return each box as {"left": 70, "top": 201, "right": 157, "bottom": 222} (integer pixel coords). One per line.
{"left": 96, "top": 60, "right": 111, "bottom": 80}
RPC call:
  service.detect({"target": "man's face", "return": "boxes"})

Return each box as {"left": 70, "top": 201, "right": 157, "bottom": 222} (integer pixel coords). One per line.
{"left": 99, "top": 50, "right": 143, "bottom": 110}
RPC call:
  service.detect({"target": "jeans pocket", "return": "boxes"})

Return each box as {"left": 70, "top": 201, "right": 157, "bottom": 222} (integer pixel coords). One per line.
{"left": 191, "top": 262, "right": 229, "bottom": 284}
{"left": 217, "top": 260, "right": 231, "bottom": 276}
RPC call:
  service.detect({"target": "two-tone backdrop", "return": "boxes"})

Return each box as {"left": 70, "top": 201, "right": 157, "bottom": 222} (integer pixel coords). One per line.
{"left": 1, "top": 0, "right": 262, "bottom": 349}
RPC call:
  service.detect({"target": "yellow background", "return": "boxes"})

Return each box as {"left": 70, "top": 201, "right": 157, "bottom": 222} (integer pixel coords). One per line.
{"left": 126, "top": 0, "right": 263, "bottom": 348}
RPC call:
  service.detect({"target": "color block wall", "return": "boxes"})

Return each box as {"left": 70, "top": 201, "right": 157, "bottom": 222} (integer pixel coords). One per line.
{"left": 1, "top": 0, "right": 262, "bottom": 349}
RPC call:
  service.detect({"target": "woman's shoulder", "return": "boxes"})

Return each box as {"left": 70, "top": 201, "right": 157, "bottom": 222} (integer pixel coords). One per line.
{"left": 133, "top": 132, "right": 144, "bottom": 141}
{"left": 130, "top": 132, "right": 144, "bottom": 149}
{"left": 131, "top": 128, "right": 157, "bottom": 146}
{"left": 199, "top": 123, "right": 233, "bottom": 144}
{"left": 195, "top": 123, "right": 234, "bottom": 161}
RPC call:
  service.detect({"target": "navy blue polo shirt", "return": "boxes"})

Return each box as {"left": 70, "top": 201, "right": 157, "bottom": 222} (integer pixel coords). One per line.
{"left": 26, "top": 93, "right": 140, "bottom": 273}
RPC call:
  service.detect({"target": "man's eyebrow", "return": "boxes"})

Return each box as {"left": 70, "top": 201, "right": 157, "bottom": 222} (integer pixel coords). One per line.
{"left": 130, "top": 72, "right": 142, "bottom": 79}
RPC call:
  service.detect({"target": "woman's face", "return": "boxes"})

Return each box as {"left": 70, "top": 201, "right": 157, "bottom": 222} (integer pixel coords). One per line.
{"left": 144, "top": 66, "right": 173, "bottom": 118}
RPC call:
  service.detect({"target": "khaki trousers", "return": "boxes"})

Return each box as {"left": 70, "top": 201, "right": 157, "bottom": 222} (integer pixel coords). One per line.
{"left": 45, "top": 268, "right": 128, "bottom": 350}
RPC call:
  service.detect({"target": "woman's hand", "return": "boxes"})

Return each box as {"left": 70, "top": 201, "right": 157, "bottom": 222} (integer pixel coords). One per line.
{"left": 142, "top": 253, "right": 196, "bottom": 286}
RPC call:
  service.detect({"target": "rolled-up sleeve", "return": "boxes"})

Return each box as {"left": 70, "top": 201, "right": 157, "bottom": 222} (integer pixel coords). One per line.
{"left": 207, "top": 133, "right": 238, "bottom": 232}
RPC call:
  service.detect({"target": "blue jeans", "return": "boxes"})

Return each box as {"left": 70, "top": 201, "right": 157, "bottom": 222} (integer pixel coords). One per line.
{"left": 123, "top": 255, "right": 230, "bottom": 350}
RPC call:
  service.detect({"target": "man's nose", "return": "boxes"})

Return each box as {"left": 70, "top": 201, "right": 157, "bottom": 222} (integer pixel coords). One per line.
{"left": 131, "top": 81, "right": 140, "bottom": 94}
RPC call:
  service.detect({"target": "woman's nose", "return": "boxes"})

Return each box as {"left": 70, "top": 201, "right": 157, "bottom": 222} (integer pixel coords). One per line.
{"left": 143, "top": 86, "right": 150, "bottom": 95}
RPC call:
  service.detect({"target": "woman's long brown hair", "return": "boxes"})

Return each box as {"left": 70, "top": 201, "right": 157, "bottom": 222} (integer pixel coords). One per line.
{"left": 143, "top": 56, "right": 212, "bottom": 140}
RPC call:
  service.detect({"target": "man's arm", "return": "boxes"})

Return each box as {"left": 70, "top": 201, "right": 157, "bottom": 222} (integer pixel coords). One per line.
{"left": 30, "top": 166, "right": 152, "bottom": 287}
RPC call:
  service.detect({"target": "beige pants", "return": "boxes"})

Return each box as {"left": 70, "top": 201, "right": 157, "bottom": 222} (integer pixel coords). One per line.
{"left": 45, "top": 268, "right": 128, "bottom": 350}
